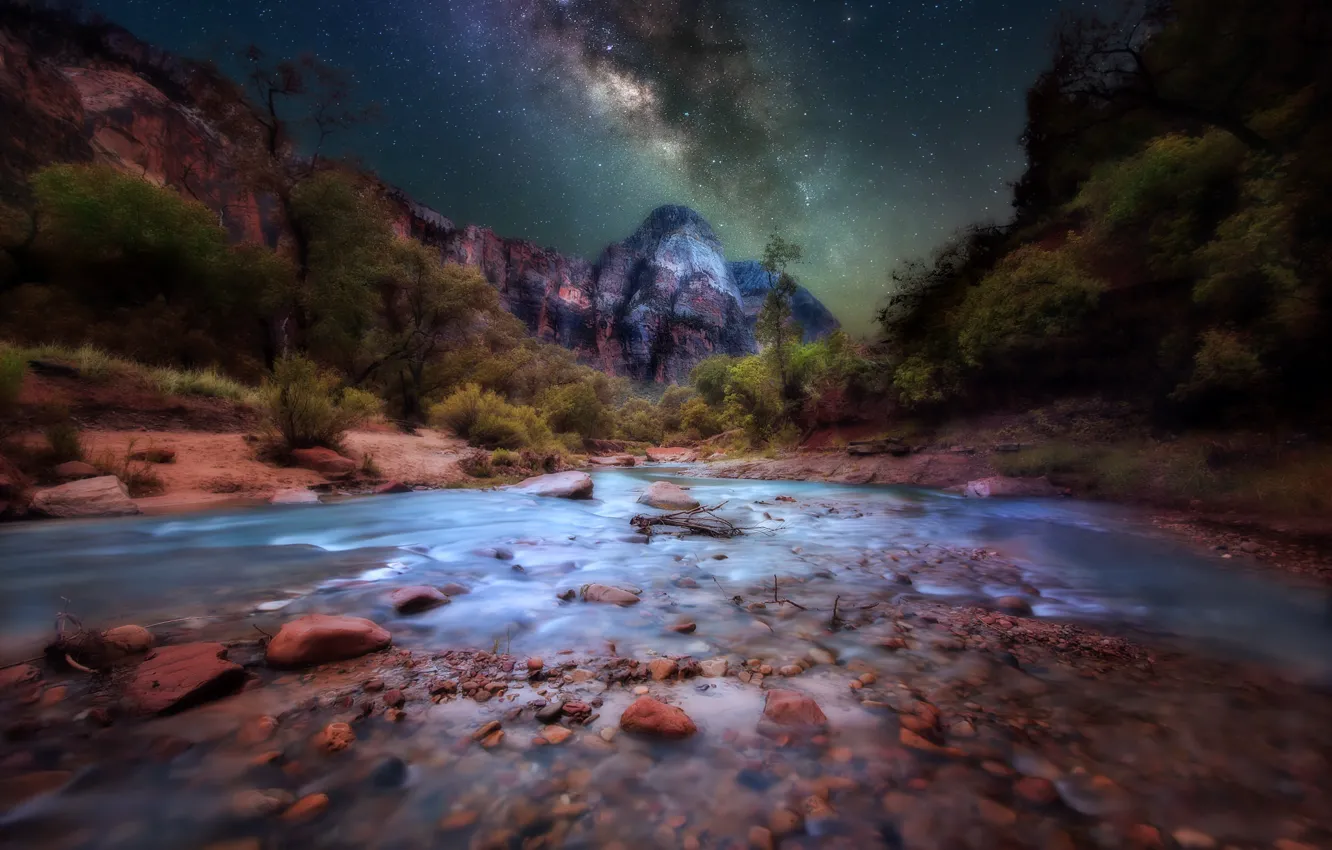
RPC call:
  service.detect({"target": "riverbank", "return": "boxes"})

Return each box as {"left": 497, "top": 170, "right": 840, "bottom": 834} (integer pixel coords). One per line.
{"left": 1, "top": 472, "right": 1329, "bottom": 849}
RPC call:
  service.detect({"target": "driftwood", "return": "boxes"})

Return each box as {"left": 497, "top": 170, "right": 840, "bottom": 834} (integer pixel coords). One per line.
{"left": 630, "top": 502, "right": 773, "bottom": 539}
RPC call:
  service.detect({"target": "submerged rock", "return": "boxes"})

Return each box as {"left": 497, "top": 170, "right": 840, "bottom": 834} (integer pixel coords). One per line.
{"left": 103, "top": 625, "right": 153, "bottom": 656}
{"left": 637, "top": 481, "right": 701, "bottom": 511}
{"left": 512, "top": 471, "right": 594, "bottom": 499}
{"left": 389, "top": 586, "right": 450, "bottom": 614}
{"left": 581, "top": 584, "right": 641, "bottom": 606}
{"left": 963, "top": 476, "right": 1059, "bottom": 499}
{"left": 762, "top": 689, "right": 828, "bottom": 728}
{"left": 32, "top": 476, "right": 139, "bottom": 518}
{"left": 265, "top": 614, "right": 391, "bottom": 668}
{"left": 127, "top": 642, "right": 246, "bottom": 714}
{"left": 619, "top": 696, "right": 697, "bottom": 739}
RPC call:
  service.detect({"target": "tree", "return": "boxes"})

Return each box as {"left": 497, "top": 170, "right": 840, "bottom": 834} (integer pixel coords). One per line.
{"left": 358, "top": 242, "right": 499, "bottom": 420}
{"left": 755, "top": 234, "right": 804, "bottom": 400}
{"left": 226, "top": 48, "right": 379, "bottom": 359}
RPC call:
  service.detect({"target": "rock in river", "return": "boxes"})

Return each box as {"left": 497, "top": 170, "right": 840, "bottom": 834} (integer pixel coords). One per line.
{"left": 31, "top": 476, "right": 140, "bottom": 518}
{"left": 619, "top": 696, "right": 698, "bottom": 739}
{"left": 265, "top": 614, "right": 392, "bottom": 668}
{"left": 963, "top": 476, "right": 1059, "bottom": 499}
{"left": 511, "top": 471, "right": 594, "bottom": 499}
{"left": 581, "top": 584, "right": 641, "bottom": 606}
{"left": 390, "top": 585, "right": 450, "bottom": 614}
{"left": 762, "top": 690, "right": 828, "bottom": 729}
{"left": 127, "top": 642, "right": 246, "bottom": 714}
{"left": 636, "top": 481, "right": 701, "bottom": 511}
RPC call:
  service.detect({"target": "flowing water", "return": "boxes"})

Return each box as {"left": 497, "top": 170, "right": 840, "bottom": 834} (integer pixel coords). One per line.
{"left": 1, "top": 469, "right": 1330, "bottom": 849}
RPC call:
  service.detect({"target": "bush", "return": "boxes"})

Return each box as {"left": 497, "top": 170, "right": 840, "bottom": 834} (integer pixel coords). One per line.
{"left": 44, "top": 420, "right": 84, "bottom": 464}
{"left": 431, "top": 384, "right": 552, "bottom": 450}
{"left": 491, "top": 448, "right": 522, "bottom": 468}
{"left": 93, "top": 440, "right": 164, "bottom": 497}
{"left": 259, "top": 354, "right": 374, "bottom": 451}
{"left": 537, "top": 381, "right": 613, "bottom": 438}
{"left": 151, "top": 365, "right": 255, "bottom": 402}
{"left": 678, "top": 396, "right": 723, "bottom": 439}
{"left": 615, "top": 397, "right": 664, "bottom": 443}
{"left": 0, "top": 347, "right": 24, "bottom": 409}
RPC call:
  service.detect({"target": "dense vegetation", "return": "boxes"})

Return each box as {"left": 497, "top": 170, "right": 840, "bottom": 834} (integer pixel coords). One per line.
{"left": 878, "top": 0, "right": 1331, "bottom": 430}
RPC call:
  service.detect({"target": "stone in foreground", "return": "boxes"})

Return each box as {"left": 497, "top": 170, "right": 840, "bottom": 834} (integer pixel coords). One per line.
{"left": 32, "top": 476, "right": 140, "bottom": 518}
{"left": 390, "top": 586, "right": 450, "bottom": 614}
{"left": 511, "top": 471, "right": 593, "bottom": 499}
{"left": 762, "top": 689, "right": 828, "bottom": 728}
{"left": 619, "top": 696, "right": 697, "bottom": 739}
{"left": 128, "top": 642, "right": 246, "bottom": 714}
{"left": 265, "top": 614, "right": 392, "bottom": 668}
{"left": 636, "top": 481, "right": 701, "bottom": 511}
{"left": 53, "top": 460, "right": 99, "bottom": 480}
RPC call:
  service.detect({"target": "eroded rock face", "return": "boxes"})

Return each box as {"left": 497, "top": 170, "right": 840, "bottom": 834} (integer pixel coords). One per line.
{"left": 265, "top": 614, "right": 392, "bottom": 668}
{"left": 31, "top": 476, "right": 139, "bottom": 518}
{"left": 127, "top": 642, "right": 246, "bottom": 714}
{"left": 0, "top": 21, "right": 839, "bottom": 382}
{"left": 512, "top": 471, "right": 594, "bottom": 499}
{"left": 637, "top": 481, "right": 701, "bottom": 512}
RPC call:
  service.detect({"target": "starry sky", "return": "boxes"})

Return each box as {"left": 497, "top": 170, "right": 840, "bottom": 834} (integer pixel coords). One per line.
{"left": 88, "top": 0, "right": 1103, "bottom": 337}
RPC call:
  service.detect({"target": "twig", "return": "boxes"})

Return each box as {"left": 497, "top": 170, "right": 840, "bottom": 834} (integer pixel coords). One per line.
{"left": 630, "top": 502, "right": 775, "bottom": 539}
{"left": 829, "top": 595, "right": 843, "bottom": 631}
{"left": 253, "top": 625, "right": 273, "bottom": 640}
{"left": 0, "top": 656, "right": 43, "bottom": 670}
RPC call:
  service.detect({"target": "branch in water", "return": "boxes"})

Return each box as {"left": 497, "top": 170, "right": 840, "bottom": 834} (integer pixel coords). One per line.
{"left": 630, "top": 502, "right": 776, "bottom": 539}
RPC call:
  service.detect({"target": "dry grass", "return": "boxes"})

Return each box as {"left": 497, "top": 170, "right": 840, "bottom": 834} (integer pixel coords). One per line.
{"left": 1, "top": 341, "right": 257, "bottom": 403}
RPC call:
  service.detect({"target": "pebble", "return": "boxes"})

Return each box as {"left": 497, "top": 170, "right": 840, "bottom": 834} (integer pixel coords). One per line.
{"left": 527, "top": 658, "right": 544, "bottom": 673}
{"left": 541, "top": 725, "right": 573, "bottom": 745}
{"left": 1171, "top": 828, "right": 1217, "bottom": 849}
{"left": 440, "top": 810, "right": 479, "bottom": 831}
{"left": 383, "top": 688, "right": 405, "bottom": 708}
{"left": 1127, "top": 825, "right": 1164, "bottom": 848}
{"left": 315, "top": 723, "right": 355, "bottom": 754}
{"left": 282, "top": 793, "right": 329, "bottom": 822}
{"left": 1015, "top": 776, "right": 1058, "bottom": 805}
{"left": 768, "top": 808, "right": 802, "bottom": 836}
{"left": 976, "top": 798, "right": 1017, "bottom": 827}
{"left": 748, "top": 826, "right": 774, "bottom": 849}
{"left": 668, "top": 622, "right": 698, "bottom": 634}
{"left": 648, "top": 659, "right": 678, "bottom": 681}
{"left": 231, "top": 788, "right": 294, "bottom": 819}
{"left": 700, "top": 659, "right": 728, "bottom": 677}
{"left": 472, "top": 721, "right": 501, "bottom": 742}
{"left": 779, "top": 665, "right": 802, "bottom": 677}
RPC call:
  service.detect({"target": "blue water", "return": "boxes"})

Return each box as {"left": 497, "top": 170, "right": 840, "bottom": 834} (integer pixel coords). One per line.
{"left": 2, "top": 468, "right": 1329, "bottom": 676}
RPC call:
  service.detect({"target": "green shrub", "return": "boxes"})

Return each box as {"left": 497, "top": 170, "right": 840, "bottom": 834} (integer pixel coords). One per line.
{"left": 93, "top": 440, "right": 164, "bottom": 497}
{"left": 615, "top": 397, "right": 664, "bottom": 443}
{"left": 0, "top": 347, "right": 24, "bottom": 408}
{"left": 44, "top": 420, "right": 84, "bottom": 464}
{"left": 431, "top": 384, "right": 551, "bottom": 450}
{"left": 678, "top": 396, "right": 723, "bottom": 439}
{"left": 991, "top": 442, "right": 1092, "bottom": 477}
{"left": 537, "top": 381, "right": 613, "bottom": 438}
{"left": 151, "top": 365, "right": 255, "bottom": 402}
{"left": 259, "top": 354, "right": 374, "bottom": 451}
{"left": 491, "top": 448, "right": 522, "bottom": 468}
{"left": 555, "top": 432, "right": 585, "bottom": 454}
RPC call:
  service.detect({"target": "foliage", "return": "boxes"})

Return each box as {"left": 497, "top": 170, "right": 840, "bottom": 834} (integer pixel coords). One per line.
{"left": 430, "top": 384, "right": 552, "bottom": 450}
{"left": 615, "top": 397, "right": 664, "bottom": 444}
{"left": 689, "top": 356, "right": 736, "bottom": 407}
{"left": 93, "top": 440, "right": 165, "bottom": 497}
{"left": 43, "top": 420, "right": 84, "bottom": 464}
{"left": 259, "top": 354, "right": 373, "bottom": 451}
{"left": 490, "top": 448, "right": 522, "bottom": 468}
{"left": 150, "top": 366, "right": 256, "bottom": 403}
{"left": 538, "top": 381, "right": 614, "bottom": 439}
{"left": 0, "top": 347, "right": 25, "bottom": 409}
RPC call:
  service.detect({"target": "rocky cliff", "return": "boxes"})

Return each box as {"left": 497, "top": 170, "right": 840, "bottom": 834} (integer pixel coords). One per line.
{"left": 0, "top": 8, "right": 838, "bottom": 381}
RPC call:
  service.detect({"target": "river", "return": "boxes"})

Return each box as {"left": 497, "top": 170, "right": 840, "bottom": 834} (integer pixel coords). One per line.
{"left": 1, "top": 468, "right": 1329, "bottom": 849}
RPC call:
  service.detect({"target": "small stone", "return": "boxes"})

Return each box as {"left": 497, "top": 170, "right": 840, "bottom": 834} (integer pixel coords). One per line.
{"left": 481, "top": 730, "right": 504, "bottom": 749}
{"left": 1127, "top": 825, "right": 1163, "bottom": 849}
{"left": 581, "top": 584, "right": 641, "bottom": 605}
{"left": 0, "top": 664, "right": 40, "bottom": 691}
{"left": 382, "top": 688, "right": 405, "bottom": 708}
{"left": 779, "top": 665, "right": 802, "bottom": 677}
{"left": 763, "top": 689, "right": 828, "bottom": 728}
{"left": 231, "top": 788, "right": 294, "bottom": 819}
{"left": 1171, "top": 828, "right": 1216, "bottom": 849}
{"left": 668, "top": 622, "right": 697, "bottom": 634}
{"left": 471, "top": 720, "right": 502, "bottom": 742}
{"left": 265, "top": 614, "right": 391, "bottom": 668}
{"left": 599, "top": 727, "right": 618, "bottom": 742}
{"left": 1015, "top": 776, "right": 1057, "bottom": 805}
{"left": 527, "top": 658, "right": 544, "bottom": 673}
{"left": 948, "top": 719, "right": 976, "bottom": 739}
{"left": 807, "top": 647, "right": 836, "bottom": 665}
{"left": 103, "top": 625, "right": 154, "bottom": 655}
{"left": 619, "top": 697, "right": 697, "bottom": 739}
{"left": 315, "top": 722, "right": 355, "bottom": 753}
{"left": 700, "top": 658, "right": 728, "bottom": 678}
{"left": 648, "top": 658, "right": 679, "bottom": 681}
{"left": 237, "top": 716, "right": 279, "bottom": 745}
{"left": 440, "top": 810, "right": 479, "bottom": 831}
{"left": 389, "top": 586, "right": 450, "bottom": 614}
{"left": 994, "top": 596, "right": 1032, "bottom": 615}
{"left": 282, "top": 793, "right": 329, "bottom": 822}
{"left": 977, "top": 798, "right": 1016, "bottom": 827}
{"left": 363, "top": 678, "right": 385, "bottom": 692}
{"left": 768, "top": 808, "right": 802, "bottom": 837}
{"left": 541, "top": 725, "right": 573, "bottom": 745}
{"left": 633, "top": 685, "right": 649, "bottom": 695}
{"left": 748, "top": 826, "right": 774, "bottom": 850}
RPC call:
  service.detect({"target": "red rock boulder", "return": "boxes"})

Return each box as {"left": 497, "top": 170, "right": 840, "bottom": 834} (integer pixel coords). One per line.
{"left": 762, "top": 689, "right": 828, "bottom": 728}
{"left": 289, "top": 448, "right": 358, "bottom": 479}
{"left": 128, "top": 643, "right": 246, "bottom": 714}
{"left": 265, "top": 614, "right": 391, "bottom": 668}
{"left": 619, "top": 696, "right": 697, "bottom": 739}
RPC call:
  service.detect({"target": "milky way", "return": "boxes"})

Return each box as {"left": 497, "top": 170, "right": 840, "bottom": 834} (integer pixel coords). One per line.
{"left": 87, "top": 0, "right": 1106, "bottom": 336}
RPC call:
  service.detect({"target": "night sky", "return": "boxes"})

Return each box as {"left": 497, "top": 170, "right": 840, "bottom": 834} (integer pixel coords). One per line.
{"left": 88, "top": 0, "right": 1101, "bottom": 337}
